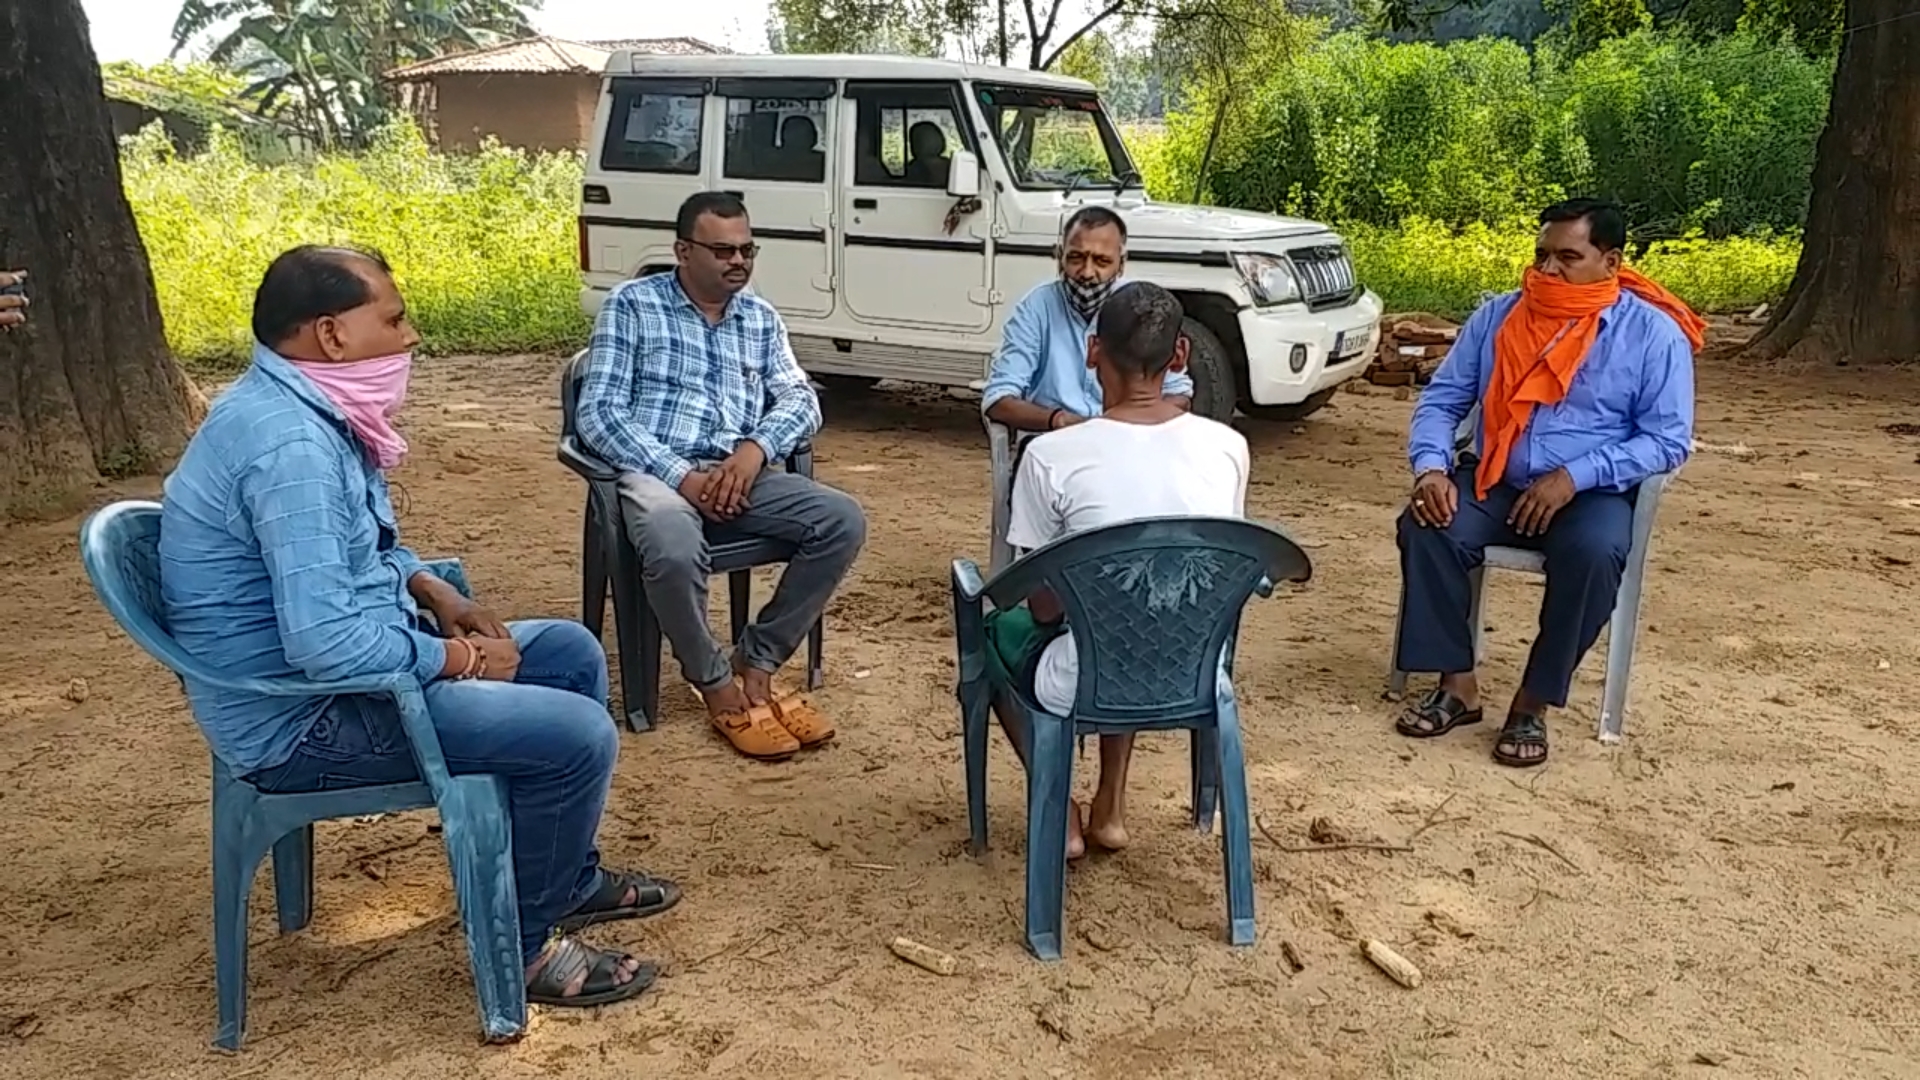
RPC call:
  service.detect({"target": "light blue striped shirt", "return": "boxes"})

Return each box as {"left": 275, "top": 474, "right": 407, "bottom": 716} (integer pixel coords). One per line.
{"left": 981, "top": 279, "right": 1196, "bottom": 417}
{"left": 576, "top": 272, "right": 822, "bottom": 487}
{"left": 159, "top": 343, "right": 447, "bottom": 773}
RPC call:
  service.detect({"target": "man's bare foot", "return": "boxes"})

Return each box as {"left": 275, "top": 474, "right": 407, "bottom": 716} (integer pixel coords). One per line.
{"left": 1086, "top": 793, "right": 1129, "bottom": 851}
{"left": 523, "top": 936, "right": 656, "bottom": 1007}
{"left": 1066, "top": 799, "right": 1088, "bottom": 861}
{"left": 700, "top": 678, "right": 797, "bottom": 759}
{"left": 732, "top": 654, "right": 777, "bottom": 706}
{"left": 700, "top": 678, "right": 753, "bottom": 719}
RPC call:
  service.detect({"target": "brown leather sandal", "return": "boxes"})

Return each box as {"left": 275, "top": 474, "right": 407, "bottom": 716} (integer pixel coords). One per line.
{"left": 771, "top": 692, "right": 835, "bottom": 747}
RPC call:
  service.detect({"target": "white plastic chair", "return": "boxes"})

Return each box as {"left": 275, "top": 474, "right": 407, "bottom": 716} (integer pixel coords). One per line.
{"left": 987, "top": 417, "right": 1018, "bottom": 576}
{"left": 1385, "top": 406, "right": 1676, "bottom": 743}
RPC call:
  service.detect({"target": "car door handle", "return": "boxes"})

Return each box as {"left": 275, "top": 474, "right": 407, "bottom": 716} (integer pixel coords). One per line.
{"left": 853, "top": 197, "right": 877, "bottom": 210}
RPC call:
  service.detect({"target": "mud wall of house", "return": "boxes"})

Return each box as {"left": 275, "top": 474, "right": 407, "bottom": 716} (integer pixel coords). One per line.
{"left": 426, "top": 72, "right": 600, "bottom": 154}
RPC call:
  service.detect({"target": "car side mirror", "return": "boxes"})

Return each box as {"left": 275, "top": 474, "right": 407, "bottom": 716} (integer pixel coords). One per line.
{"left": 947, "top": 149, "right": 981, "bottom": 199}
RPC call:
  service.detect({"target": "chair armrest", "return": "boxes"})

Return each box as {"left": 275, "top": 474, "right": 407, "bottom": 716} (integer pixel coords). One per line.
{"left": 557, "top": 435, "right": 619, "bottom": 483}
{"left": 950, "top": 559, "right": 989, "bottom": 689}
{"left": 420, "top": 557, "right": 471, "bottom": 599}
{"left": 190, "top": 670, "right": 423, "bottom": 699}
{"left": 1637, "top": 469, "right": 1675, "bottom": 507}
{"left": 785, "top": 440, "right": 815, "bottom": 478}
{"left": 952, "top": 558, "right": 988, "bottom": 603}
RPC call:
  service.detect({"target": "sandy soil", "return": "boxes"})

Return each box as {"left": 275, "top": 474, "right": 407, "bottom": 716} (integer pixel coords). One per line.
{"left": 2, "top": 339, "right": 1918, "bottom": 1080}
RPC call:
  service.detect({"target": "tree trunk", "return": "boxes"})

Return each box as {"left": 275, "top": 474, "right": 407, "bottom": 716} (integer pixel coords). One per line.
{"left": 0, "top": 0, "right": 201, "bottom": 520}
{"left": 1743, "top": 0, "right": 1920, "bottom": 365}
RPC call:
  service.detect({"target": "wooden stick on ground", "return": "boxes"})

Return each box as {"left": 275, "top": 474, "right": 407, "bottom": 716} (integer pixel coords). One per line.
{"left": 890, "top": 936, "right": 957, "bottom": 976}
{"left": 1361, "top": 939, "right": 1423, "bottom": 989}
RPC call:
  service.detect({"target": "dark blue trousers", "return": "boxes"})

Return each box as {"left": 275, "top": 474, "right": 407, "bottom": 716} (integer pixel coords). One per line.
{"left": 1395, "top": 467, "right": 1633, "bottom": 708}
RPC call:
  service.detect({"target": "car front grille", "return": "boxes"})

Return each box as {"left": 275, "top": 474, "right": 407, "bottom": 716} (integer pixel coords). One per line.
{"left": 1288, "top": 244, "right": 1359, "bottom": 307}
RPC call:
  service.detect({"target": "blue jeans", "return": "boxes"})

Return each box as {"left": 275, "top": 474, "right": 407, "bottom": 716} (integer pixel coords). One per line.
{"left": 249, "top": 619, "right": 620, "bottom": 962}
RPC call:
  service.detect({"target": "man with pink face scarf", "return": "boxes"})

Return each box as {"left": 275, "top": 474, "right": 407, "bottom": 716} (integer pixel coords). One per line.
{"left": 160, "top": 246, "right": 669, "bottom": 1012}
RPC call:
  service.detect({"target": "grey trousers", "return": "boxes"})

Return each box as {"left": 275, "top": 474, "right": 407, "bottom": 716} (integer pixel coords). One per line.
{"left": 616, "top": 467, "right": 867, "bottom": 691}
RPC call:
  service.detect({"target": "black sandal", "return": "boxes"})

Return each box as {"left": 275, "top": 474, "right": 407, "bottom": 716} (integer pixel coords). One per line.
{"left": 554, "top": 867, "right": 682, "bottom": 933}
{"left": 1492, "top": 712, "right": 1550, "bottom": 768}
{"left": 1395, "top": 689, "right": 1484, "bottom": 739}
{"left": 525, "top": 936, "right": 657, "bottom": 1008}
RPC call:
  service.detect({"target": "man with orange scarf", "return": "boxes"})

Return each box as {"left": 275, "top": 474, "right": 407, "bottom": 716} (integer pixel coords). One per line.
{"left": 1393, "top": 199, "right": 1700, "bottom": 767}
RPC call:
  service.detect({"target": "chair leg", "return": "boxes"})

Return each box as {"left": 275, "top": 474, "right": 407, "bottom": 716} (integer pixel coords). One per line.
{"left": 806, "top": 618, "right": 825, "bottom": 691}
{"left": 270, "top": 825, "right": 314, "bottom": 934}
{"left": 961, "top": 680, "right": 991, "bottom": 855}
{"left": 637, "top": 602, "right": 664, "bottom": 735}
{"left": 608, "top": 534, "right": 654, "bottom": 733}
{"left": 1385, "top": 594, "right": 1410, "bottom": 697}
{"left": 1597, "top": 559, "right": 1648, "bottom": 744}
{"left": 1468, "top": 566, "right": 1488, "bottom": 666}
{"left": 1214, "top": 697, "right": 1257, "bottom": 948}
{"left": 581, "top": 498, "right": 607, "bottom": 635}
{"left": 436, "top": 776, "right": 528, "bottom": 1044}
{"left": 1190, "top": 726, "right": 1220, "bottom": 834}
{"left": 728, "top": 570, "right": 751, "bottom": 648}
{"left": 211, "top": 815, "right": 265, "bottom": 1050}
{"left": 1023, "top": 710, "right": 1074, "bottom": 961}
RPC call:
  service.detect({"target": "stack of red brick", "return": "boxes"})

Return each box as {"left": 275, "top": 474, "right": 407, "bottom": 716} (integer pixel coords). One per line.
{"left": 1363, "top": 314, "right": 1459, "bottom": 387}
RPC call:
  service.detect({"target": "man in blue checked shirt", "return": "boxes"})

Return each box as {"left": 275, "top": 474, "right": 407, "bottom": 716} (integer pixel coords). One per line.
{"left": 576, "top": 192, "right": 867, "bottom": 763}
{"left": 980, "top": 206, "right": 1193, "bottom": 434}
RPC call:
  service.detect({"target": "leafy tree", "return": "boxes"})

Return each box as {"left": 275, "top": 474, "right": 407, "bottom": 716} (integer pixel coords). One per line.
{"left": 1379, "top": 0, "right": 1917, "bottom": 363}
{"left": 0, "top": 0, "right": 203, "bottom": 517}
{"left": 1545, "top": 0, "right": 1654, "bottom": 54}
{"left": 170, "top": 0, "right": 539, "bottom": 148}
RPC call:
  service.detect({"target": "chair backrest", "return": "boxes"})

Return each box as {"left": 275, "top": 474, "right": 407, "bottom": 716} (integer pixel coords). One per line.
{"left": 560, "top": 349, "right": 588, "bottom": 438}
{"left": 79, "top": 500, "right": 207, "bottom": 682}
{"left": 984, "top": 516, "right": 1312, "bottom": 725}
{"left": 1454, "top": 402, "right": 1480, "bottom": 455}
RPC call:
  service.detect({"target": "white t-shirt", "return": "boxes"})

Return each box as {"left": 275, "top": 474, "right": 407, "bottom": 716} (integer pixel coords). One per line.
{"left": 1005, "top": 413, "right": 1251, "bottom": 715}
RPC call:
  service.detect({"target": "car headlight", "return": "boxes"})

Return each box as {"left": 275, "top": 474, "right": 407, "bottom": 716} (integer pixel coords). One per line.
{"left": 1231, "top": 252, "right": 1302, "bottom": 306}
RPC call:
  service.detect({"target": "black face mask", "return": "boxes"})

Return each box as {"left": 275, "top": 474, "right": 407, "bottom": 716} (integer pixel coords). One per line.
{"left": 1061, "top": 275, "right": 1114, "bottom": 322}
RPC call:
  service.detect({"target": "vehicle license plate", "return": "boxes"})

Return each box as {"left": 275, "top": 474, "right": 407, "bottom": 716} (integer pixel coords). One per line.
{"left": 1333, "top": 326, "right": 1373, "bottom": 359}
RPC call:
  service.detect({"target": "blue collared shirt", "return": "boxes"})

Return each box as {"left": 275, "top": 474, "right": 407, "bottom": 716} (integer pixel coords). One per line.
{"left": 1408, "top": 289, "right": 1695, "bottom": 492}
{"left": 159, "top": 343, "right": 448, "bottom": 774}
{"left": 576, "top": 272, "right": 822, "bottom": 488}
{"left": 980, "top": 279, "right": 1196, "bottom": 417}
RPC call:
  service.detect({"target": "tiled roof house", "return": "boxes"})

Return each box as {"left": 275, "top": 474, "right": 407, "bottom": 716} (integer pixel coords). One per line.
{"left": 386, "top": 36, "right": 727, "bottom": 153}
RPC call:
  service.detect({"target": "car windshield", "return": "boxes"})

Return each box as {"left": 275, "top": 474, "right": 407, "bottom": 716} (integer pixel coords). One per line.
{"left": 974, "top": 84, "right": 1137, "bottom": 191}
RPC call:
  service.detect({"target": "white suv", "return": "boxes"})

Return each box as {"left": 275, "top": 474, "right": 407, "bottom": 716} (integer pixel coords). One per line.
{"left": 578, "top": 52, "right": 1383, "bottom": 422}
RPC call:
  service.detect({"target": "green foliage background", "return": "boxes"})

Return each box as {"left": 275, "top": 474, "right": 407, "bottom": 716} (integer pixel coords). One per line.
{"left": 124, "top": 24, "right": 1815, "bottom": 369}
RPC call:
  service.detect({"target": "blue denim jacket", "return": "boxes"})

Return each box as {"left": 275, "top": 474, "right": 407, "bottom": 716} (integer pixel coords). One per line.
{"left": 160, "top": 343, "right": 448, "bottom": 773}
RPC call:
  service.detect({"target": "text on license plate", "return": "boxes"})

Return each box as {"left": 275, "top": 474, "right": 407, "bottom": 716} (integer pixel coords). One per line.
{"left": 1332, "top": 327, "right": 1374, "bottom": 359}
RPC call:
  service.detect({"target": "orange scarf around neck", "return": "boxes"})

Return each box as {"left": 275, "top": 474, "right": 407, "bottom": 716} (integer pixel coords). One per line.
{"left": 1475, "top": 266, "right": 1706, "bottom": 499}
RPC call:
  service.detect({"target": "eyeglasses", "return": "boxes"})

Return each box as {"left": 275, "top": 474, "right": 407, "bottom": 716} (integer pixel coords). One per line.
{"left": 686, "top": 239, "right": 759, "bottom": 262}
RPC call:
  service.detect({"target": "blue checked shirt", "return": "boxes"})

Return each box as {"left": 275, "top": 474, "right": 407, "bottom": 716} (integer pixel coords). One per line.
{"left": 577, "top": 272, "right": 822, "bottom": 488}
{"left": 159, "top": 343, "right": 448, "bottom": 774}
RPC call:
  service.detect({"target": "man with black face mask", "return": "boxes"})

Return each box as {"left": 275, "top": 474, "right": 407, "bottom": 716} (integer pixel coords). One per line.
{"left": 982, "top": 207, "right": 1194, "bottom": 433}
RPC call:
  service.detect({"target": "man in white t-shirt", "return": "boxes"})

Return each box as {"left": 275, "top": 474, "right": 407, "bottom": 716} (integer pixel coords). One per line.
{"left": 983, "top": 282, "right": 1250, "bottom": 859}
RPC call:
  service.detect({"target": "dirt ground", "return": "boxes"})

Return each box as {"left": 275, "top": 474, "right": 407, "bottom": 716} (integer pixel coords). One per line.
{"left": 3, "top": 335, "right": 1919, "bottom": 1080}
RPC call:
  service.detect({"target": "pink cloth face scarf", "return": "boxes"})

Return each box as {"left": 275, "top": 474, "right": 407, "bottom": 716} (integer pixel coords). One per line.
{"left": 288, "top": 352, "right": 413, "bottom": 469}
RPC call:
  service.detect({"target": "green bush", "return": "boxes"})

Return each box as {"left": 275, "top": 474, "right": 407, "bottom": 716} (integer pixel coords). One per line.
{"left": 123, "top": 118, "right": 1797, "bottom": 367}
{"left": 123, "top": 121, "right": 589, "bottom": 370}
{"left": 1150, "top": 28, "right": 1831, "bottom": 238}
{"left": 1344, "top": 217, "right": 1798, "bottom": 317}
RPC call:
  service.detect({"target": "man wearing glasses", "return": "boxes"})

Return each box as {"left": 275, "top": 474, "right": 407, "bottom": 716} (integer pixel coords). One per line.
{"left": 576, "top": 192, "right": 866, "bottom": 762}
